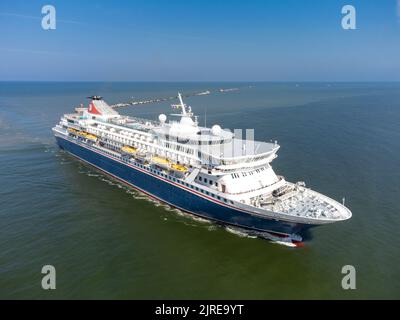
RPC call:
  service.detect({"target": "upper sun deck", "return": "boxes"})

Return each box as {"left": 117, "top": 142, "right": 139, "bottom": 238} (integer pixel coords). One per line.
{"left": 152, "top": 124, "right": 233, "bottom": 144}
{"left": 109, "top": 115, "right": 158, "bottom": 133}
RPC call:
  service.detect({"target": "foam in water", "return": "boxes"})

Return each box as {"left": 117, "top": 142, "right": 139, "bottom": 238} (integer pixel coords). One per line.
{"left": 225, "top": 226, "right": 257, "bottom": 239}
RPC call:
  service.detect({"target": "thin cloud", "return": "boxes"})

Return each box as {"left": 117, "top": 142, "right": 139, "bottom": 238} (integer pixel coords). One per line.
{"left": 0, "top": 11, "right": 255, "bottom": 48}
{"left": 0, "top": 11, "right": 128, "bottom": 31}
{"left": 0, "top": 12, "right": 40, "bottom": 20}
{"left": 0, "top": 47, "right": 79, "bottom": 57}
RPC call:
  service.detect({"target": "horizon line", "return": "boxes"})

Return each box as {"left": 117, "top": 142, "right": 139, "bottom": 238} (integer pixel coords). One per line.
{"left": 1, "top": 80, "right": 400, "bottom": 83}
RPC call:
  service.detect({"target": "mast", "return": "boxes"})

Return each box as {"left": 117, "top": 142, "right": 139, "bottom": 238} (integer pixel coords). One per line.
{"left": 177, "top": 92, "right": 187, "bottom": 116}
{"left": 171, "top": 92, "right": 193, "bottom": 118}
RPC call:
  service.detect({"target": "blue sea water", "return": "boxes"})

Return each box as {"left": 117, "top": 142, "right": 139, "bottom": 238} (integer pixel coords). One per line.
{"left": 0, "top": 82, "right": 399, "bottom": 299}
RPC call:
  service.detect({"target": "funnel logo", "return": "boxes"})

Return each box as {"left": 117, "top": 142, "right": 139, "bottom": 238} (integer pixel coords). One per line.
{"left": 88, "top": 102, "right": 101, "bottom": 115}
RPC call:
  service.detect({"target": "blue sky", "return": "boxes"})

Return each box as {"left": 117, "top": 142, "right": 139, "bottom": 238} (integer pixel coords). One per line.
{"left": 0, "top": 0, "right": 399, "bottom": 81}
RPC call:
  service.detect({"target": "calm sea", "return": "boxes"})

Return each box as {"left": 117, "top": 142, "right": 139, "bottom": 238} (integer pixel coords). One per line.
{"left": 0, "top": 82, "right": 399, "bottom": 299}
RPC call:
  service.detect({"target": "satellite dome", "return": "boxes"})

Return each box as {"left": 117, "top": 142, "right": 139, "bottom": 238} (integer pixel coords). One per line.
{"left": 159, "top": 114, "right": 167, "bottom": 123}
{"left": 211, "top": 124, "right": 222, "bottom": 136}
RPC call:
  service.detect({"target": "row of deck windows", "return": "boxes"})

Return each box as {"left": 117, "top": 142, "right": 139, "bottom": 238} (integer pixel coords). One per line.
{"left": 197, "top": 176, "right": 219, "bottom": 187}
{"left": 231, "top": 166, "right": 268, "bottom": 179}
{"left": 93, "top": 129, "right": 197, "bottom": 165}
{"left": 164, "top": 142, "right": 195, "bottom": 155}
{"left": 97, "top": 130, "right": 196, "bottom": 158}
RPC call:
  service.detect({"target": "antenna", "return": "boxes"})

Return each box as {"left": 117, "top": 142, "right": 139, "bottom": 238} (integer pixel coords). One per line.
{"left": 171, "top": 92, "right": 191, "bottom": 117}
{"left": 178, "top": 92, "right": 186, "bottom": 116}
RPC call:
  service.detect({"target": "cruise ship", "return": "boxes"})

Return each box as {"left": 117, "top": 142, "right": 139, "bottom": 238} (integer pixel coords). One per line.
{"left": 52, "top": 94, "right": 352, "bottom": 246}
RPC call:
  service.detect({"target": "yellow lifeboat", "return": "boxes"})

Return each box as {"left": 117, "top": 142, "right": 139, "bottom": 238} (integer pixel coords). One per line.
{"left": 152, "top": 156, "right": 170, "bottom": 165}
{"left": 85, "top": 133, "right": 98, "bottom": 141}
{"left": 121, "top": 146, "right": 137, "bottom": 154}
{"left": 77, "top": 131, "right": 88, "bottom": 137}
{"left": 71, "top": 129, "right": 97, "bottom": 141}
{"left": 170, "top": 163, "right": 188, "bottom": 172}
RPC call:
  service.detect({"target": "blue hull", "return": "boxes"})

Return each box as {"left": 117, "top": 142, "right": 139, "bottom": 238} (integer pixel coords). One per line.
{"left": 55, "top": 136, "right": 312, "bottom": 237}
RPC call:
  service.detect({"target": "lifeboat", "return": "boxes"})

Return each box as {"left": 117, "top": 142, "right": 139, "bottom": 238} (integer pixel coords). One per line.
{"left": 77, "top": 131, "right": 88, "bottom": 138}
{"left": 85, "top": 133, "right": 98, "bottom": 142}
{"left": 68, "top": 128, "right": 78, "bottom": 134}
{"left": 152, "top": 156, "right": 170, "bottom": 165}
{"left": 170, "top": 163, "right": 188, "bottom": 172}
{"left": 69, "top": 129, "right": 97, "bottom": 141}
{"left": 121, "top": 145, "right": 137, "bottom": 154}
{"left": 151, "top": 156, "right": 171, "bottom": 170}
